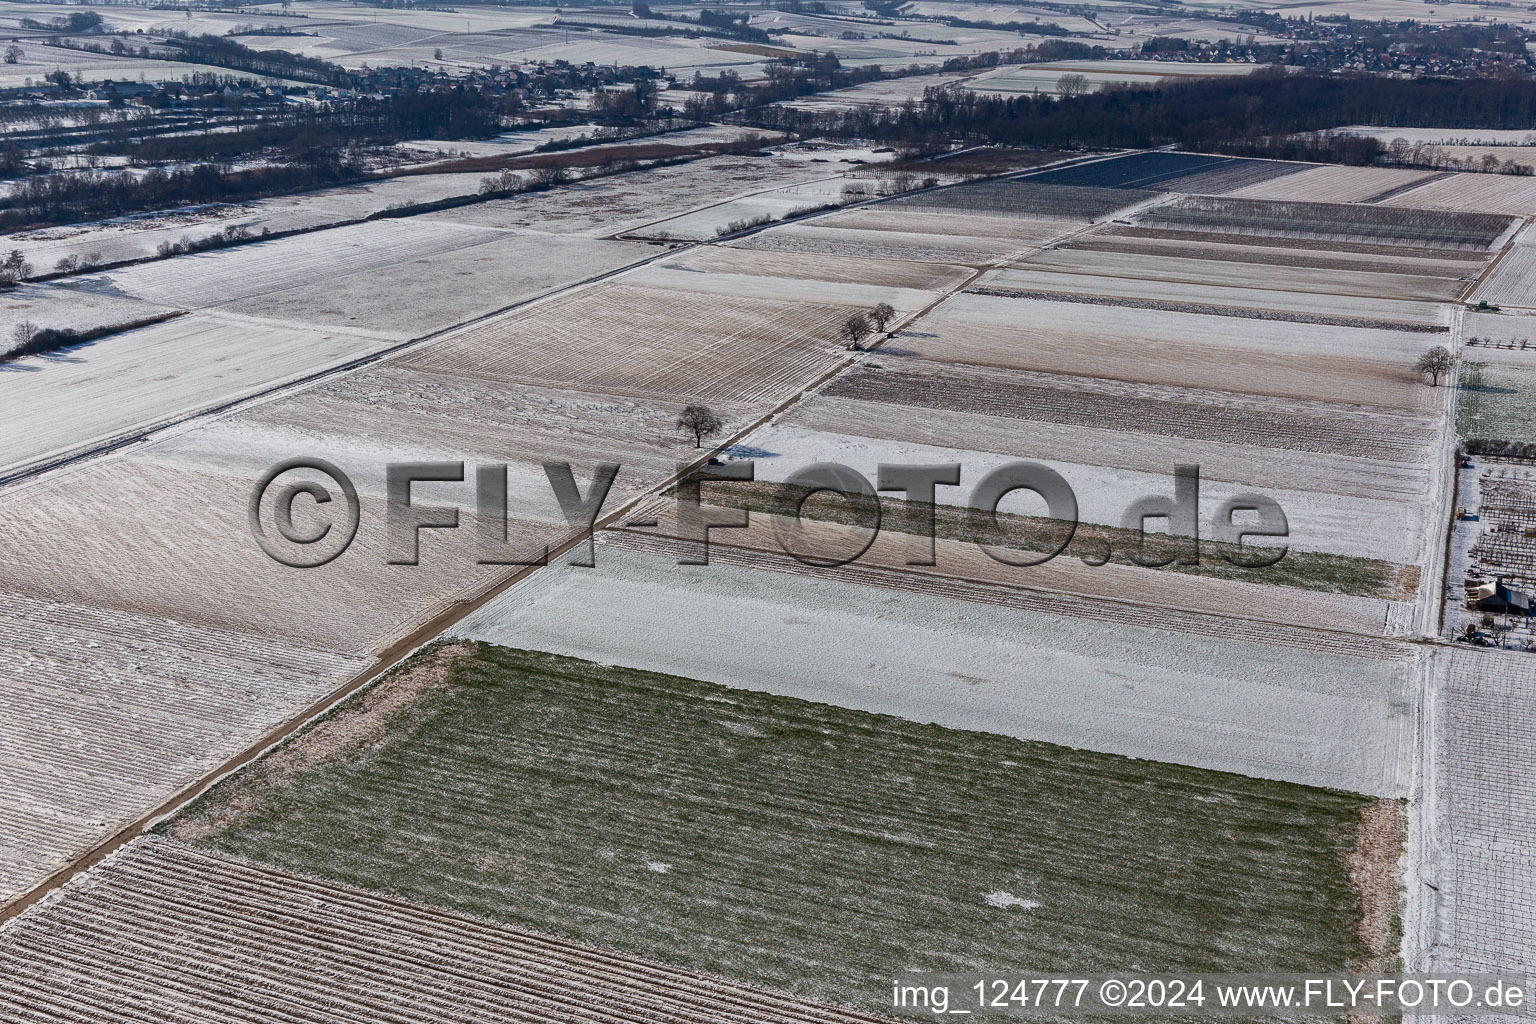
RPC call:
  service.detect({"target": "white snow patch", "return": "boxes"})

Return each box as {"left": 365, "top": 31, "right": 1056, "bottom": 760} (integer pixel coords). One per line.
{"left": 984, "top": 891, "right": 1039, "bottom": 910}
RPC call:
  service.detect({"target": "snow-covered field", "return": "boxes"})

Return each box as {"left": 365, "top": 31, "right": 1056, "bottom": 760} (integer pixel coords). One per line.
{"left": 1471, "top": 228, "right": 1536, "bottom": 310}
{"left": 1226, "top": 165, "right": 1438, "bottom": 204}
{"left": 969, "top": 58, "right": 1266, "bottom": 95}
{"left": 731, "top": 218, "right": 1071, "bottom": 264}
{"left": 662, "top": 245, "right": 974, "bottom": 291}
{"left": 632, "top": 174, "right": 851, "bottom": 241}
{"left": 220, "top": 233, "right": 650, "bottom": 337}
{"left": 1425, "top": 648, "right": 1536, "bottom": 977}
{"left": 1012, "top": 246, "right": 1465, "bottom": 303}
{"left": 910, "top": 291, "right": 1441, "bottom": 410}
{"left": 394, "top": 279, "right": 851, "bottom": 405}
{"left": 1382, "top": 172, "right": 1536, "bottom": 217}
{"left": 419, "top": 154, "right": 873, "bottom": 237}
{"left": 776, "top": 71, "right": 995, "bottom": 112}
{"left": 982, "top": 264, "right": 1452, "bottom": 324}
{"left": 733, "top": 419, "right": 1422, "bottom": 563}
{"left": 0, "top": 312, "right": 394, "bottom": 475}
{"left": 1066, "top": 230, "right": 1487, "bottom": 281}
{"left": 1342, "top": 126, "right": 1536, "bottom": 147}
{"left": 0, "top": 171, "right": 493, "bottom": 270}
{"left": 452, "top": 543, "right": 1414, "bottom": 796}
{"left": 0, "top": 838, "right": 879, "bottom": 1024}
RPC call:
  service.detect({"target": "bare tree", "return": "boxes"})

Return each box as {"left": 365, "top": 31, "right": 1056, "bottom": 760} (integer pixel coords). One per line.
{"left": 1416, "top": 345, "right": 1454, "bottom": 386}
{"left": 0, "top": 249, "right": 32, "bottom": 287}
{"left": 530, "top": 164, "right": 570, "bottom": 187}
{"left": 3, "top": 44, "right": 22, "bottom": 65}
{"left": 9, "top": 319, "right": 36, "bottom": 352}
{"left": 840, "top": 312, "right": 872, "bottom": 351}
{"left": 676, "top": 404, "right": 723, "bottom": 448}
{"left": 479, "top": 168, "right": 519, "bottom": 195}
{"left": 869, "top": 302, "right": 896, "bottom": 333}
{"left": 1056, "top": 72, "right": 1089, "bottom": 98}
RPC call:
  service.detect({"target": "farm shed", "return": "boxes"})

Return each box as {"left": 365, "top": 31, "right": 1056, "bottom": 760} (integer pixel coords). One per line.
{"left": 1477, "top": 580, "right": 1533, "bottom": 615}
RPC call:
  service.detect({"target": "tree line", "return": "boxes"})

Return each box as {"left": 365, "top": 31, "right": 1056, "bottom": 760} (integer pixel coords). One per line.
{"left": 739, "top": 68, "right": 1536, "bottom": 155}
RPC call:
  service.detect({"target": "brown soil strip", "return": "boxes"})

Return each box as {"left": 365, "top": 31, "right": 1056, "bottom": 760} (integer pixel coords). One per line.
{"left": 168, "top": 641, "right": 476, "bottom": 843}
{"left": 1346, "top": 797, "right": 1408, "bottom": 971}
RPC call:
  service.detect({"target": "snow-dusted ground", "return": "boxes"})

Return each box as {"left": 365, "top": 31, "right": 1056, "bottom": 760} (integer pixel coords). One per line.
{"left": 982, "top": 265, "right": 1451, "bottom": 325}
{"left": 1381, "top": 172, "right": 1536, "bottom": 217}
{"left": 911, "top": 292, "right": 1441, "bottom": 411}
{"left": 1341, "top": 126, "right": 1536, "bottom": 147}
{"left": 1011, "top": 247, "right": 1464, "bottom": 305}
{"left": 634, "top": 176, "right": 852, "bottom": 241}
{"left": 1226, "top": 165, "right": 1437, "bottom": 204}
{"left": 968, "top": 58, "right": 1264, "bottom": 95}
{"left": 452, "top": 543, "right": 1414, "bottom": 796}
{"left": 1421, "top": 647, "right": 1536, "bottom": 978}
{"left": 0, "top": 172, "right": 493, "bottom": 271}
{"left": 732, "top": 420, "right": 1422, "bottom": 563}
{"left": 0, "top": 312, "right": 393, "bottom": 475}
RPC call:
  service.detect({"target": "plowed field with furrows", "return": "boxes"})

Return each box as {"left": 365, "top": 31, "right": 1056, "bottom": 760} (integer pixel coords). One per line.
{"left": 821, "top": 365, "right": 1435, "bottom": 462}
{"left": 396, "top": 284, "right": 849, "bottom": 405}
{"left": 0, "top": 839, "right": 890, "bottom": 1024}
{"left": 0, "top": 592, "right": 366, "bottom": 904}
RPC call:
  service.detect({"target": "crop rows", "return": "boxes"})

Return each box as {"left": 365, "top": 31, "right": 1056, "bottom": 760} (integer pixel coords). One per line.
{"left": 1099, "top": 223, "right": 1492, "bottom": 261}
{"left": 734, "top": 221, "right": 1060, "bottom": 264}
{"left": 1062, "top": 235, "right": 1483, "bottom": 280}
{"left": 820, "top": 363, "right": 1437, "bottom": 462}
{"left": 823, "top": 207, "right": 1077, "bottom": 243}
{"left": 171, "top": 641, "right": 1383, "bottom": 1016}
{"left": 1471, "top": 243, "right": 1536, "bottom": 309}
{"left": 909, "top": 293, "right": 1437, "bottom": 410}
{"left": 0, "top": 590, "right": 365, "bottom": 905}
{"left": 889, "top": 180, "right": 1157, "bottom": 220}
{"left": 1023, "top": 151, "right": 1270, "bottom": 190}
{"left": 1380, "top": 171, "right": 1536, "bottom": 217}
{"left": 1014, "top": 246, "right": 1465, "bottom": 303}
{"left": 664, "top": 245, "right": 973, "bottom": 292}
{"left": 0, "top": 838, "right": 886, "bottom": 1024}
{"left": 1149, "top": 158, "right": 1309, "bottom": 196}
{"left": 968, "top": 285, "right": 1448, "bottom": 332}
{"left": 1136, "top": 196, "right": 1514, "bottom": 250}
{"left": 455, "top": 545, "right": 1415, "bottom": 793}
{"left": 1436, "top": 649, "right": 1536, "bottom": 974}
{"left": 398, "top": 283, "right": 850, "bottom": 405}
{"left": 1227, "top": 165, "right": 1438, "bottom": 205}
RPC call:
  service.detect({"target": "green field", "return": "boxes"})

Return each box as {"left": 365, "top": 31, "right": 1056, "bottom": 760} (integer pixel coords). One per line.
{"left": 171, "top": 643, "right": 1392, "bottom": 1017}
{"left": 1458, "top": 361, "right": 1536, "bottom": 443}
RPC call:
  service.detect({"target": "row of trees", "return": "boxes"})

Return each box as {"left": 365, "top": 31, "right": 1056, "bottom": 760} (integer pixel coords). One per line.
{"left": 740, "top": 69, "right": 1536, "bottom": 157}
